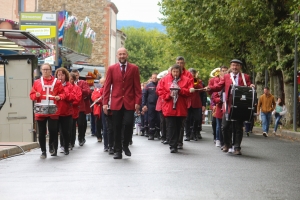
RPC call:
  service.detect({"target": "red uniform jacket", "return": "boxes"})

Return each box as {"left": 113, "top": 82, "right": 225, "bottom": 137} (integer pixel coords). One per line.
{"left": 103, "top": 62, "right": 142, "bottom": 110}
{"left": 91, "top": 87, "right": 103, "bottom": 118}
{"left": 71, "top": 84, "right": 82, "bottom": 119}
{"left": 56, "top": 82, "right": 75, "bottom": 116}
{"left": 29, "top": 76, "right": 65, "bottom": 120}
{"left": 77, "top": 80, "right": 91, "bottom": 114}
{"left": 157, "top": 73, "right": 192, "bottom": 117}
{"left": 210, "top": 73, "right": 251, "bottom": 114}
{"left": 212, "top": 92, "right": 223, "bottom": 119}
{"left": 189, "top": 79, "right": 203, "bottom": 108}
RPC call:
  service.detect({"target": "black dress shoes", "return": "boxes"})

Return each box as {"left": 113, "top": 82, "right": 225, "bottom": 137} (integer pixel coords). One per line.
{"left": 50, "top": 149, "right": 57, "bottom": 156}
{"left": 113, "top": 152, "right": 122, "bottom": 159}
{"left": 184, "top": 137, "right": 190, "bottom": 141}
{"left": 123, "top": 147, "right": 131, "bottom": 156}
{"left": 109, "top": 147, "right": 114, "bottom": 155}
{"left": 170, "top": 148, "right": 178, "bottom": 153}
{"left": 64, "top": 149, "right": 69, "bottom": 155}
{"left": 148, "top": 134, "right": 154, "bottom": 140}
{"left": 163, "top": 140, "right": 169, "bottom": 144}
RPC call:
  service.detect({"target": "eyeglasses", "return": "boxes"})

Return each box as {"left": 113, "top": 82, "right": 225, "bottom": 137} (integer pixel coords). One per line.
{"left": 41, "top": 69, "right": 51, "bottom": 71}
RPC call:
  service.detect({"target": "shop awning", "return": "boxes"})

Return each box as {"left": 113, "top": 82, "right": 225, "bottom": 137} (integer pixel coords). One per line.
{"left": 0, "top": 29, "right": 50, "bottom": 51}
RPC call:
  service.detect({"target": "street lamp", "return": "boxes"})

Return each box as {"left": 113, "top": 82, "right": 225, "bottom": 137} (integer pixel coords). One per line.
{"left": 293, "top": 13, "right": 299, "bottom": 131}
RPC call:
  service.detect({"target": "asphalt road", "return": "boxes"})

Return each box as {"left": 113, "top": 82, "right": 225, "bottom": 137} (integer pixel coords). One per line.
{"left": 0, "top": 125, "right": 300, "bottom": 200}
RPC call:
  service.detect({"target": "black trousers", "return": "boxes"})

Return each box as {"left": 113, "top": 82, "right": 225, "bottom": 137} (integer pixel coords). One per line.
{"left": 105, "top": 114, "right": 114, "bottom": 148}
{"left": 166, "top": 116, "right": 184, "bottom": 149}
{"left": 96, "top": 116, "right": 103, "bottom": 139}
{"left": 37, "top": 117, "right": 58, "bottom": 153}
{"left": 148, "top": 104, "right": 160, "bottom": 136}
{"left": 112, "top": 106, "right": 134, "bottom": 153}
{"left": 212, "top": 117, "right": 216, "bottom": 140}
{"left": 70, "top": 118, "right": 77, "bottom": 146}
{"left": 159, "top": 111, "right": 167, "bottom": 141}
{"left": 58, "top": 115, "right": 72, "bottom": 150}
{"left": 221, "top": 114, "right": 243, "bottom": 150}
{"left": 178, "top": 117, "right": 186, "bottom": 145}
{"left": 77, "top": 111, "right": 87, "bottom": 141}
{"left": 185, "top": 107, "right": 201, "bottom": 137}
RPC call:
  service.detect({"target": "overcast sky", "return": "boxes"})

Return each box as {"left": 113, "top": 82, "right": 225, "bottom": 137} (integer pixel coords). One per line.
{"left": 112, "top": 0, "right": 163, "bottom": 23}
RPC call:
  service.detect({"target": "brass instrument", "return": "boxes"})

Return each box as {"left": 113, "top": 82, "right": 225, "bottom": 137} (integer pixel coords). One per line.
{"left": 210, "top": 68, "right": 221, "bottom": 77}
{"left": 170, "top": 76, "right": 180, "bottom": 109}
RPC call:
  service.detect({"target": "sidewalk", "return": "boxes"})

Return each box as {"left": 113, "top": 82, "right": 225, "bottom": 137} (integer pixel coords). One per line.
{"left": 252, "top": 126, "right": 300, "bottom": 141}
{"left": 0, "top": 142, "right": 39, "bottom": 159}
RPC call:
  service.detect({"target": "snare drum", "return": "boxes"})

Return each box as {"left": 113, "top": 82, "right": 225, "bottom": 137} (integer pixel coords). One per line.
{"left": 34, "top": 103, "right": 57, "bottom": 114}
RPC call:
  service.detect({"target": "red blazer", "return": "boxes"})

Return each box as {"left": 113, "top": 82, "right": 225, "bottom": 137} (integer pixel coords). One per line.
{"left": 77, "top": 80, "right": 91, "bottom": 114}
{"left": 212, "top": 92, "right": 223, "bottom": 119}
{"left": 56, "top": 82, "right": 74, "bottom": 116}
{"left": 156, "top": 73, "right": 192, "bottom": 117}
{"left": 71, "top": 84, "right": 82, "bottom": 119}
{"left": 91, "top": 87, "right": 103, "bottom": 118}
{"left": 103, "top": 62, "right": 142, "bottom": 110}
{"left": 189, "top": 79, "right": 203, "bottom": 108}
{"left": 210, "top": 73, "right": 251, "bottom": 114}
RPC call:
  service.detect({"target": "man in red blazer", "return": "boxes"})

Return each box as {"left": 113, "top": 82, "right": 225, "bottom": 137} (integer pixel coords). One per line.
{"left": 103, "top": 47, "right": 142, "bottom": 159}
{"left": 206, "top": 59, "right": 255, "bottom": 155}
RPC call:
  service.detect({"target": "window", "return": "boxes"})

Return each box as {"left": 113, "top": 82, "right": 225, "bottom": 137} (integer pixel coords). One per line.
{"left": 18, "top": 0, "right": 25, "bottom": 12}
{"left": 0, "top": 65, "right": 5, "bottom": 109}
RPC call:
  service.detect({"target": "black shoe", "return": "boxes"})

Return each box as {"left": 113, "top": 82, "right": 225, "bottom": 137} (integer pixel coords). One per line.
{"left": 193, "top": 135, "right": 198, "bottom": 141}
{"left": 123, "top": 147, "right": 131, "bottom": 156}
{"left": 64, "top": 149, "right": 69, "bottom": 155}
{"left": 50, "top": 149, "right": 57, "bottom": 156}
{"left": 163, "top": 140, "right": 169, "bottom": 144}
{"left": 170, "top": 148, "right": 178, "bottom": 153}
{"left": 113, "top": 152, "right": 122, "bottom": 159}
{"left": 198, "top": 133, "right": 202, "bottom": 139}
{"left": 140, "top": 132, "right": 145, "bottom": 136}
{"left": 104, "top": 147, "right": 108, "bottom": 152}
{"left": 129, "top": 141, "right": 133, "bottom": 145}
{"left": 40, "top": 151, "right": 47, "bottom": 159}
{"left": 79, "top": 138, "right": 86, "bottom": 146}
{"left": 109, "top": 147, "right": 114, "bottom": 155}
{"left": 184, "top": 137, "right": 190, "bottom": 141}
{"left": 49, "top": 144, "right": 55, "bottom": 154}
{"left": 148, "top": 134, "right": 154, "bottom": 140}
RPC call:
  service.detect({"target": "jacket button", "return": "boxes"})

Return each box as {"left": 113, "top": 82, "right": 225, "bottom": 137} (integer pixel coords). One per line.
{"left": 123, "top": 96, "right": 124, "bottom": 98}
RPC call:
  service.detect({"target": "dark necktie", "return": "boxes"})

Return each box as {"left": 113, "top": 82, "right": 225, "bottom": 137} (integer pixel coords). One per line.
{"left": 121, "top": 64, "right": 126, "bottom": 77}
{"left": 233, "top": 75, "right": 237, "bottom": 85}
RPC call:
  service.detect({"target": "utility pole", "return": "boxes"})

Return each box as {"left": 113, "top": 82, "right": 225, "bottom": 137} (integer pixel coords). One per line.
{"left": 293, "top": 14, "right": 299, "bottom": 131}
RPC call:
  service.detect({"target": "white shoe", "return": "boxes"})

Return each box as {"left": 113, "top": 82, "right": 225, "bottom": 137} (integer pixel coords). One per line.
{"left": 228, "top": 147, "right": 234, "bottom": 153}
{"left": 263, "top": 132, "right": 268, "bottom": 137}
{"left": 60, "top": 146, "right": 64, "bottom": 153}
{"left": 216, "top": 140, "right": 221, "bottom": 147}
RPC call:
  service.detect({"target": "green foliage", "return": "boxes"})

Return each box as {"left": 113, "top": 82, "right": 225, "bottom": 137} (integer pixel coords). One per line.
{"left": 159, "top": 0, "right": 300, "bottom": 81}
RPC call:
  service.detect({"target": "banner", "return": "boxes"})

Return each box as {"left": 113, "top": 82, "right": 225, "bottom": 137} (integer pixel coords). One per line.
{"left": 20, "top": 12, "right": 58, "bottom": 65}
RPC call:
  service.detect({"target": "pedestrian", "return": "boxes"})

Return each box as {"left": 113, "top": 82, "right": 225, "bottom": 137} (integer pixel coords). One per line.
{"left": 272, "top": 97, "right": 287, "bottom": 135}
{"left": 55, "top": 67, "right": 75, "bottom": 155}
{"left": 142, "top": 73, "right": 160, "bottom": 140}
{"left": 29, "top": 63, "right": 65, "bottom": 159}
{"left": 257, "top": 86, "right": 276, "bottom": 137}
{"left": 206, "top": 59, "right": 255, "bottom": 155}
{"left": 91, "top": 80, "right": 103, "bottom": 143}
{"left": 157, "top": 64, "right": 193, "bottom": 153}
{"left": 69, "top": 72, "right": 82, "bottom": 150}
{"left": 184, "top": 68, "right": 203, "bottom": 141}
{"left": 134, "top": 112, "right": 141, "bottom": 135}
{"left": 71, "top": 69, "right": 91, "bottom": 146}
{"left": 102, "top": 47, "right": 142, "bottom": 159}
{"left": 175, "top": 56, "right": 194, "bottom": 149}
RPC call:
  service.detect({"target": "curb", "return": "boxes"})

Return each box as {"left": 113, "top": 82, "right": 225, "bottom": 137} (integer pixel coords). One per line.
{"left": 0, "top": 142, "right": 40, "bottom": 159}
{"left": 252, "top": 127, "right": 300, "bottom": 142}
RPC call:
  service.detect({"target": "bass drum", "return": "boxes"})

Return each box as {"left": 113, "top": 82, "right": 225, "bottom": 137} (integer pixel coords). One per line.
{"left": 228, "top": 85, "right": 256, "bottom": 121}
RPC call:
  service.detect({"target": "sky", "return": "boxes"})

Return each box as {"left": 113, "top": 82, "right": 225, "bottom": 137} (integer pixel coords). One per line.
{"left": 111, "top": 0, "right": 163, "bottom": 23}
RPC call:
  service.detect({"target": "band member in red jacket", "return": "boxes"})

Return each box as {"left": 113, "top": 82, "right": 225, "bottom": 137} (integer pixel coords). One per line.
{"left": 103, "top": 47, "right": 142, "bottom": 159}
{"left": 91, "top": 81, "right": 103, "bottom": 143}
{"left": 30, "top": 63, "right": 65, "bottom": 159}
{"left": 184, "top": 68, "right": 203, "bottom": 141}
{"left": 71, "top": 69, "right": 91, "bottom": 146}
{"left": 157, "top": 64, "right": 192, "bottom": 153}
{"left": 175, "top": 56, "right": 194, "bottom": 149}
{"left": 69, "top": 72, "right": 82, "bottom": 149}
{"left": 55, "top": 67, "right": 75, "bottom": 155}
{"left": 205, "top": 59, "right": 255, "bottom": 155}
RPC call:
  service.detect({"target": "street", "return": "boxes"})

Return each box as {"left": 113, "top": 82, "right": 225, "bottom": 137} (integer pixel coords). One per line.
{"left": 0, "top": 125, "right": 300, "bottom": 200}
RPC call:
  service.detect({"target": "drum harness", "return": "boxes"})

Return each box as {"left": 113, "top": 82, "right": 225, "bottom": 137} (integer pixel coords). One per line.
{"left": 224, "top": 73, "right": 247, "bottom": 121}
{"left": 40, "top": 77, "right": 57, "bottom": 114}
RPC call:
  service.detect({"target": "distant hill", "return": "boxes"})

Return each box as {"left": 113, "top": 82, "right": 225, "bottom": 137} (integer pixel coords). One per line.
{"left": 117, "top": 20, "right": 166, "bottom": 33}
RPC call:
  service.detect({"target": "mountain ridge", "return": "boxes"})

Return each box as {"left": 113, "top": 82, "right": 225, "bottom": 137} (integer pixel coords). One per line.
{"left": 117, "top": 20, "right": 165, "bottom": 32}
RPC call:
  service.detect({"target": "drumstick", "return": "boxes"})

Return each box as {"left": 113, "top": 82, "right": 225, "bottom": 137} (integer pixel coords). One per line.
{"left": 43, "top": 95, "right": 55, "bottom": 98}
{"left": 194, "top": 88, "right": 205, "bottom": 91}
